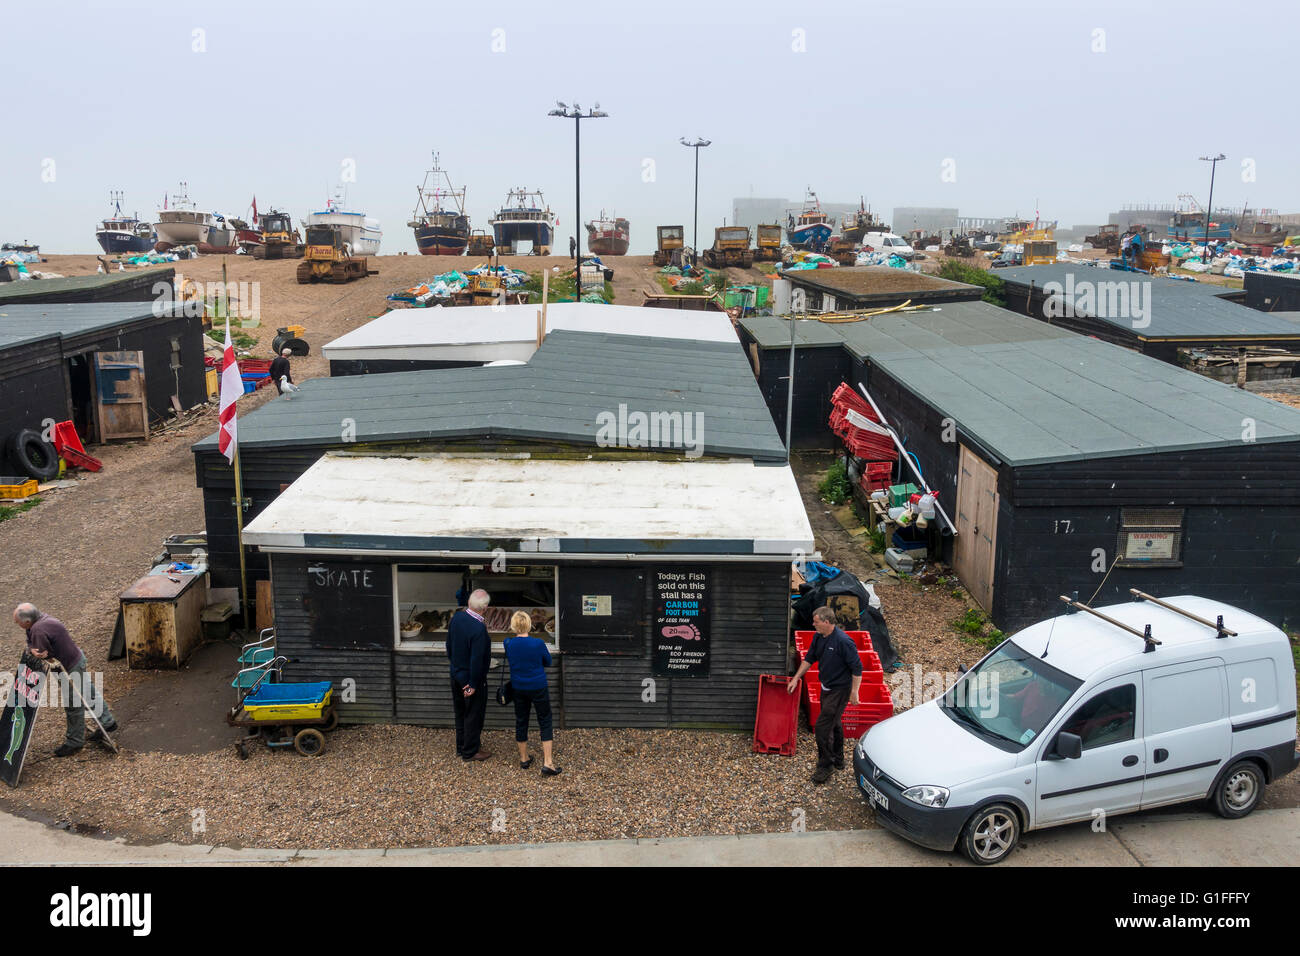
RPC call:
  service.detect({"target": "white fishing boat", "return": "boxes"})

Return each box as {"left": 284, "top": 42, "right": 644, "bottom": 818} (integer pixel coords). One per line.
{"left": 153, "top": 182, "right": 224, "bottom": 252}
{"left": 306, "top": 194, "right": 382, "bottom": 256}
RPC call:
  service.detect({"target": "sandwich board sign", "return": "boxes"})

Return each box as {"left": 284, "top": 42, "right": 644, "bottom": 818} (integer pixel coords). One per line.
{"left": 0, "top": 657, "right": 47, "bottom": 787}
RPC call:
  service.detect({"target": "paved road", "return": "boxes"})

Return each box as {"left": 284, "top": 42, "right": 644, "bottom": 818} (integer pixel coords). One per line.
{"left": 2, "top": 807, "right": 1295, "bottom": 866}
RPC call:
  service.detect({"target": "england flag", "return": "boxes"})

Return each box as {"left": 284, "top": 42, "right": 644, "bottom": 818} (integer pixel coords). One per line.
{"left": 218, "top": 318, "right": 241, "bottom": 464}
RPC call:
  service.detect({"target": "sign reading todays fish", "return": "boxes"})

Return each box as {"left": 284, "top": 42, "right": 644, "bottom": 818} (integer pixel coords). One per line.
{"left": 0, "top": 657, "right": 47, "bottom": 788}
{"left": 652, "top": 568, "right": 710, "bottom": 677}
{"left": 303, "top": 560, "right": 393, "bottom": 650}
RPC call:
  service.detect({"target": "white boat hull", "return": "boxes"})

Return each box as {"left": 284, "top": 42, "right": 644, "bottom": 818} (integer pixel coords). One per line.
{"left": 307, "top": 210, "right": 382, "bottom": 255}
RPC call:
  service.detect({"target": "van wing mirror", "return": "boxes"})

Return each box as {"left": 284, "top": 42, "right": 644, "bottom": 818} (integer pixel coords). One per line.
{"left": 957, "top": 664, "right": 969, "bottom": 675}
{"left": 1055, "top": 732, "right": 1083, "bottom": 760}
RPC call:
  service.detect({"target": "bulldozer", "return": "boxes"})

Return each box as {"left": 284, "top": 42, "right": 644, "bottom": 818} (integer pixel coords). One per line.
{"left": 753, "top": 223, "right": 783, "bottom": 262}
{"left": 1084, "top": 224, "right": 1121, "bottom": 255}
{"left": 253, "top": 209, "right": 304, "bottom": 259}
{"left": 702, "top": 226, "right": 753, "bottom": 269}
{"left": 296, "top": 224, "right": 373, "bottom": 284}
{"left": 829, "top": 236, "right": 858, "bottom": 266}
{"left": 652, "top": 225, "right": 684, "bottom": 267}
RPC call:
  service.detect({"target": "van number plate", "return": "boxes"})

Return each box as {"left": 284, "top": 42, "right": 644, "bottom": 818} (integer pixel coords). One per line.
{"left": 859, "top": 774, "right": 889, "bottom": 811}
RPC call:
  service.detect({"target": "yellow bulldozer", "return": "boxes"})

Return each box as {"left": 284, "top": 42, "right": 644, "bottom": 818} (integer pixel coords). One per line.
{"left": 253, "top": 209, "right": 304, "bottom": 260}
{"left": 702, "top": 225, "right": 754, "bottom": 269}
{"left": 753, "top": 223, "right": 783, "bottom": 262}
{"left": 652, "top": 225, "right": 684, "bottom": 267}
{"left": 296, "top": 225, "right": 374, "bottom": 284}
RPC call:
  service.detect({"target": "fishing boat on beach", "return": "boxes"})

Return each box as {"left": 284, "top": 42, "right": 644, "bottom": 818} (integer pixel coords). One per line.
{"left": 586, "top": 211, "right": 629, "bottom": 256}
{"left": 409, "top": 153, "right": 470, "bottom": 256}
{"left": 95, "top": 192, "right": 155, "bottom": 254}
{"left": 1231, "top": 212, "right": 1288, "bottom": 248}
{"left": 154, "top": 183, "right": 224, "bottom": 252}
{"left": 307, "top": 192, "right": 382, "bottom": 256}
{"left": 840, "top": 198, "right": 888, "bottom": 244}
{"left": 787, "top": 189, "right": 834, "bottom": 251}
{"left": 490, "top": 188, "right": 554, "bottom": 255}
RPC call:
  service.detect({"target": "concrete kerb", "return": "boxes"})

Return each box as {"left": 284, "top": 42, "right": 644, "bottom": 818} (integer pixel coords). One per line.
{"left": 2, "top": 808, "right": 1298, "bottom": 866}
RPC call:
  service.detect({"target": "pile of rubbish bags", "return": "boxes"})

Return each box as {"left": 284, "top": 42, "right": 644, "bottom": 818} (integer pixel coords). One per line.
{"left": 853, "top": 249, "right": 911, "bottom": 269}
{"left": 0, "top": 250, "right": 40, "bottom": 264}
{"left": 1165, "top": 241, "right": 1296, "bottom": 277}
{"left": 791, "top": 561, "right": 899, "bottom": 670}
{"left": 118, "top": 248, "right": 193, "bottom": 266}
{"left": 388, "top": 264, "right": 530, "bottom": 307}
{"left": 779, "top": 251, "right": 837, "bottom": 271}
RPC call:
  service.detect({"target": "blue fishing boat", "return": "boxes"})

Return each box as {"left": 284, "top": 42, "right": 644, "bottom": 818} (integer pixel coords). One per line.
{"left": 95, "top": 192, "right": 155, "bottom": 254}
{"left": 786, "top": 189, "right": 834, "bottom": 252}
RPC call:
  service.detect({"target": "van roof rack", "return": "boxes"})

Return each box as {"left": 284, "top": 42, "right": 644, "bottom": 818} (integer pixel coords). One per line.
{"left": 1129, "top": 589, "right": 1236, "bottom": 639}
{"left": 1059, "top": 594, "right": 1161, "bottom": 653}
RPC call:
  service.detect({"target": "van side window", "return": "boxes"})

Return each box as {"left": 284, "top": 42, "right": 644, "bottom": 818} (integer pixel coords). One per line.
{"left": 1061, "top": 684, "right": 1136, "bottom": 750}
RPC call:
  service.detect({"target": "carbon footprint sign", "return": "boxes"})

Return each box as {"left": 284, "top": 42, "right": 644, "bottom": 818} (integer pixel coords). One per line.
{"left": 652, "top": 569, "right": 710, "bottom": 677}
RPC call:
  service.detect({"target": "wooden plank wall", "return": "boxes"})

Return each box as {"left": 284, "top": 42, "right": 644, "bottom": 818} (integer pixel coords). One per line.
{"left": 267, "top": 556, "right": 790, "bottom": 730}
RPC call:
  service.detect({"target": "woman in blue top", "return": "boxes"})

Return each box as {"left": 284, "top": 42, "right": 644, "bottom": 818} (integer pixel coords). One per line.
{"left": 505, "top": 611, "right": 560, "bottom": 776}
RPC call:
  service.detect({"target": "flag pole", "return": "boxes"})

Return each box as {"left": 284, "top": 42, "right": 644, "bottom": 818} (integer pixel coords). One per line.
{"left": 217, "top": 316, "right": 248, "bottom": 627}
{"left": 233, "top": 445, "right": 248, "bottom": 626}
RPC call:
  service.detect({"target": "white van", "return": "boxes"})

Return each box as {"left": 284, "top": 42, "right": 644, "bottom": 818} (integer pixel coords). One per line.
{"left": 855, "top": 594, "right": 1299, "bottom": 864}
{"left": 862, "top": 231, "right": 915, "bottom": 260}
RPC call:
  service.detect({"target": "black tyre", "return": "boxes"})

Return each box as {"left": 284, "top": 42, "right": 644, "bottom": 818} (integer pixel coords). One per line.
{"left": 6, "top": 428, "right": 59, "bottom": 480}
{"left": 1212, "top": 760, "right": 1264, "bottom": 819}
{"left": 321, "top": 709, "right": 339, "bottom": 732}
{"left": 959, "top": 803, "right": 1021, "bottom": 865}
{"left": 282, "top": 337, "right": 310, "bottom": 356}
{"left": 235, "top": 741, "right": 249, "bottom": 760}
{"left": 294, "top": 728, "right": 326, "bottom": 757}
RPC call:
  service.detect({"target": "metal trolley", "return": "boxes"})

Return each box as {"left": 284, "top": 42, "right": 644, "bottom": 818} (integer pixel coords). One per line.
{"left": 226, "top": 644, "right": 338, "bottom": 758}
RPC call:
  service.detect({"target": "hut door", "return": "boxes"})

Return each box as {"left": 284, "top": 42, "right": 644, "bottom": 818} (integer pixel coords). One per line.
{"left": 954, "top": 445, "right": 998, "bottom": 612}
{"left": 93, "top": 350, "right": 149, "bottom": 441}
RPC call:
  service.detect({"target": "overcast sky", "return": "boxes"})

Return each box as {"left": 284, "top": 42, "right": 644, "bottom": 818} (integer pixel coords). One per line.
{"left": 3, "top": 0, "right": 1293, "bottom": 255}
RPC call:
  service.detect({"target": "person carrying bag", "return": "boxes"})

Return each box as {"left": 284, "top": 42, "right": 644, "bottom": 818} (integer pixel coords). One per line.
{"left": 503, "top": 611, "right": 561, "bottom": 776}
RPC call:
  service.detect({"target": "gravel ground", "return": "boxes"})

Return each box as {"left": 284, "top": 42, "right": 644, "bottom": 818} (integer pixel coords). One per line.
{"left": 1, "top": 262, "right": 1293, "bottom": 849}
{"left": 9, "top": 725, "right": 871, "bottom": 848}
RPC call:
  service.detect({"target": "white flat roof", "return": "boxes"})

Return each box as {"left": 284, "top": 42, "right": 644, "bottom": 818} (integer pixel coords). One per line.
{"left": 243, "top": 454, "right": 813, "bottom": 558}
{"left": 321, "top": 302, "right": 738, "bottom": 363}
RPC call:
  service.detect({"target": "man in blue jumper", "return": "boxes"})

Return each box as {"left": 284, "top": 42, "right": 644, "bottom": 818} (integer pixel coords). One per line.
{"left": 448, "top": 589, "right": 493, "bottom": 761}
{"left": 788, "top": 605, "right": 863, "bottom": 784}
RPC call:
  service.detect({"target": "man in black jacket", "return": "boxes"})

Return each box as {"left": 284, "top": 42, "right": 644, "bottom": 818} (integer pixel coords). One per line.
{"left": 448, "top": 589, "right": 492, "bottom": 761}
{"left": 270, "top": 347, "right": 293, "bottom": 395}
{"left": 788, "top": 606, "right": 862, "bottom": 783}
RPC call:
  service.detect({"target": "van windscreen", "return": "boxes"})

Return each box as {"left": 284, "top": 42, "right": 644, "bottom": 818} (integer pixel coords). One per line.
{"left": 942, "top": 641, "right": 1082, "bottom": 752}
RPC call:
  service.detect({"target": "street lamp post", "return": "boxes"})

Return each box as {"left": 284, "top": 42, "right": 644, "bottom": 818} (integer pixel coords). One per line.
{"left": 549, "top": 102, "right": 608, "bottom": 299}
{"left": 1199, "top": 153, "right": 1225, "bottom": 257}
{"left": 680, "top": 137, "right": 711, "bottom": 264}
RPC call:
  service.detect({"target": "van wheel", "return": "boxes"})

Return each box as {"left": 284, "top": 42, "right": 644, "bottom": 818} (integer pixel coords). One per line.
{"left": 1212, "top": 761, "right": 1264, "bottom": 819}
{"left": 960, "top": 803, "right": 1020, "bottom": 865}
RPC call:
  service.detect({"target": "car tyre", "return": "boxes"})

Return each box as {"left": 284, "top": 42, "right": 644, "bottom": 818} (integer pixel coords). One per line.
{"left": 960, "top": 803, "right": 1020, "bottom": 865}
{"left": 1212, "top": 760, "right": 1264, "bottom": 819}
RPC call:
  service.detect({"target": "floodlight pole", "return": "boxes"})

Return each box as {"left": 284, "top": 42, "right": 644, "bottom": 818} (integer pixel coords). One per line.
{"left": 550, "top": 103, "right": 608, "bottom": 299}
{"left": 1199, "top": 153, "right": 1225, "bottom": 257}
{"left": 680, "top": 137, "right": 711, "bottom": 264}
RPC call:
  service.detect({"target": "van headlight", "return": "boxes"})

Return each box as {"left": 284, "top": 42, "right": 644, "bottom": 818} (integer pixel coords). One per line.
{"left": 902, "top": 785, "right": 950, "bottom": 807}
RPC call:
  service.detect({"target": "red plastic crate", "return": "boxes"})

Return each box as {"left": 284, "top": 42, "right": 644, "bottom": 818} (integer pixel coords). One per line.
{"left": 860, "top": 460, "right": 893, "bottom": 493}
{"left": 51, "top": 421, "right": 85, "bottom": 455}
{"left": 842, "top": 708, "right": 890, "bottom": 740}
{"left": 61, "top": 447, "right": 102, "bottom": 472}
{"left": 753, "top": 675, "right": 800, "bottom": 755}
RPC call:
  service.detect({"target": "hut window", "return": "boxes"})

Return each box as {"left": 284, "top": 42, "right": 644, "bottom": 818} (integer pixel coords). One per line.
{"left": 1115, "top": 508, "right": 1184, "bottom": 568}
{"left": 395, "top": 564, "right": 557, "bottom": 648}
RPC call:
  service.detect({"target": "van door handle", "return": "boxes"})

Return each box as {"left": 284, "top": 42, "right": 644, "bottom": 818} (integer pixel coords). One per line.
{"left": 1153, "top": 748, "right": 1168, "bottom": 763}
{"left": 1122, "top": 755, "right": 1139, "bottom": 767}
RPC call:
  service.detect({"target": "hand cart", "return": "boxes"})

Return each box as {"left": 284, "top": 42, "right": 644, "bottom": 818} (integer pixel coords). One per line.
{"left": 226, "top": 656, "right": 338, "bottom": 758}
